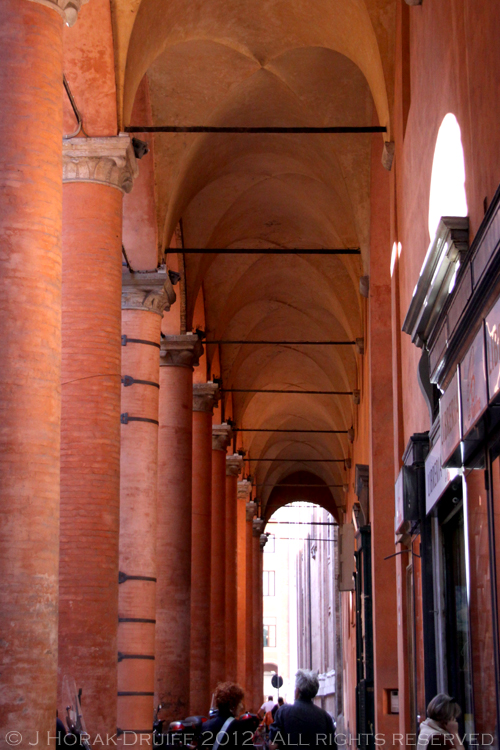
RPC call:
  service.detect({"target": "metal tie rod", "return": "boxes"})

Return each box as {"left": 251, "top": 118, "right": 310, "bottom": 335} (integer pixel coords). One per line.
{"left": 205, "top": 340, "right": 355, "bottom": 345}
{"left": 126, "top": 125, "right": 387, "bottom": 134}
{"left": 245, "top": 458, "right": 346, "bottom": 462}
{"left": 235, "top": 428, "right": 347, "bottom": 433}
{"left": 266, "top": 521, "right": 336, "bottom": 526}
{"left": 255, "top": 483, "right": 343, "bottom": 488}
{"left": 223, "top": 389, "right": 353, "bottom": 394}
{"left": 180, "top": 248, "right": 361, "bottom": 255}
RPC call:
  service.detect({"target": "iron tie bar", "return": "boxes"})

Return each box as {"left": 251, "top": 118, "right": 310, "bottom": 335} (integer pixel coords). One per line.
{"left": 126, "top": 125, "right": 387, "bottom": 134}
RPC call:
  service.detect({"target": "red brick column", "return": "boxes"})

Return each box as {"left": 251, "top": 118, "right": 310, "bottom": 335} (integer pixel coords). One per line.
{"left": 236, "top": 481, "right": 252, "bottom": 692}
{"left": 59, "top": 136, "right": 138, "bottom": 739}
{"left": 156, "top": 335, "right": 202, "bottom": 722}
{"left": 225, "top": 455, "right": 244, "bottom": 682}
{"left": 117, "top": 273, "right": 176, "bottom": 737}
{"left": 0, "top": 0, "right": 81, "bottom": 739}
{"left": 252, "top": 526, "right": 264, "bottom": 708}
{"left": 190, "top": 383, "right": 219, "bottom": 715}
{"left": 245, "top": 501, "right": 257, "bottom": 710}
{"left": 210, "top": 425, "right": 233, "bottom": 691}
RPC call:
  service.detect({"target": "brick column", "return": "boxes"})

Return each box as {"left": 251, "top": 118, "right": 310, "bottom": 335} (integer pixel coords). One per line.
{"left": 225, "top": 455, "right": 244, "bottom": 681}
{"left": 191, "top": 383, "right": 219, "bottom": 715}
{"left": 236, "top": 481, "right": 252, "bottom": 692}
{"left": 117, "top": 272, "right": 176, "bottom": 737}
{"left": 210, "top": 425, "right": 233, "bottom": 690}
{"left": 59, "top": 135, "right": 138, "bottom": 739}
{"left": 252, "top": 522, "right": 264, "bottom": 709}
{"left": 156, "top": 335, "right": 203, "bottom": 723}
{"left": 245, "top": 500, "right": 258, "bottom": 710}
{"left": 0, "top": 0, "right": 84, "bottom": 739}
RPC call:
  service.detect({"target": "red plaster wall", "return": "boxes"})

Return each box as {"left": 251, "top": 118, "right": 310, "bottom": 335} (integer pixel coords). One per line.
{"left": 123, "top": 76, "right": 159, "bottom": 271}
{"left": 396, "top": 0, "right": 500, "bottom": 445}
{"left": 368, "top": 134, "right": 399, "bottom": 746}
{"left": 63, "top": 0, "right": 118, "bottom": 136}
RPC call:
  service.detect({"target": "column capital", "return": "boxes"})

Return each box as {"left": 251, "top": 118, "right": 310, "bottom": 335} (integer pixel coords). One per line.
{"left": 246, "top": 500, "right": 258, "bottom": 522}
{"left": 193, "top": 382, "right": 220, "bottom": 413}
{"left": 226, "top": 454, "right": 244, "bottom": 478}
{"left": 212, "top": 424, "right": 233, "bottom": 452}
{"left": 252, "top": 517, "right": 265, "bottom": 538}
{"left": 63, "top": 134, "right": 138, "bottom": 193}
{"left": 122, "top": 271, "right": 176, "bottom": 316}
{"left": 27, "top": 0, "right": 88, "bottom": 26}
{"left": 160, "top": 334, "right": 203, "bottom": 369}
{"left": 237, "top": 480, "right": 252, "bottom": 501}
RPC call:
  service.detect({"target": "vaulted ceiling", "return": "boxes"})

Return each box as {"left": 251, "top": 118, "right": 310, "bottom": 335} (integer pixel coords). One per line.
{"left": 112, "top": 0, "right": 396, "bottom": 515}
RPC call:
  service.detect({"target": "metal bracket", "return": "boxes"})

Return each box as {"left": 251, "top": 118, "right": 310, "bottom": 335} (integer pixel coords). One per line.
{"left": 118, "top": 571, "right": 157, "bottom": 584}
{"left": 117, "top": 692, "right": 154, "bottom": 697}
{"left": 117, "top": 653, "right": 155, "bottom": 662}
{"left": 118, "top": 617, "right": 156, "bottom": 624}
{"left": 120, "top": 413, "right": 159, "bottom": 426}
{"left": 122, "top": 375, "right": 159, "bottom": 389}
{"left": 121, "top": 335, "right": 160, "bottom": 349}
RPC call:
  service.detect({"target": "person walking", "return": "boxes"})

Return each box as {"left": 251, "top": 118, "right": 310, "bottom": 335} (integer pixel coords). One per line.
{"left": 259, "top": 696, "right": 277, "bottom": 719}
{"left": 269, "top": 670, "right": 335, "bottom": 749}
{"left": 417, "top": 694, "right": 464, "bottom": 749}
{"left": 201, "top": 682, "right": 245, "bottom": 750}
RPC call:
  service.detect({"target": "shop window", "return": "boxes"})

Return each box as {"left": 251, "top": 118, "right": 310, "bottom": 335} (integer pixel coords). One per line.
{"left": 428, "top": 114, "right": 467, "bottom": 242}
{"left": 263, "top": 570, "right": 275, "bottom": 597}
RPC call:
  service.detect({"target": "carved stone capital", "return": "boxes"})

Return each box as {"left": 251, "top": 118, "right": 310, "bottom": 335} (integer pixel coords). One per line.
{"left": 160, "top": 334, "right": 203, "bottom": 370}
{"left": 122, "top": 271, "right": 176, "bottom": 316}
{"left": 253, "top": 517, "right": 265, "bottom": 538}
{"left": 212, "top": 424, "right": 233, "bottom": 452}
{"left": 27, "top": 0, "right": 88, "bottom": 26}
{"left": 238, "top": 480, "right": 252, "bottom": 501}
{"left": 226, "top": 453, "right": 244, "bottom": 478}
{"left": 193, "top": 382, "right": 220, "bottom": 413}
{"left": 246, "top": 500, "right": 258, "bottom": 522}
{"left": 63, "top": 134, "right": 138, "bottom": 193}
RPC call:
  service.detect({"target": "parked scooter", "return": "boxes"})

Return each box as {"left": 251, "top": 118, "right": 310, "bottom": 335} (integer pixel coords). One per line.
{"left": 153, "top": 709, "right": 208, "bottom": 747}
{"left": 62, "top": 677, "right": 92, "bottom": 748}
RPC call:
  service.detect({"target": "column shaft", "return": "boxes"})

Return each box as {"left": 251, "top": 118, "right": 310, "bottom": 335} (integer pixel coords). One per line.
{"left": 245, "top": 520, "right": 255, "bottom": 708}
{"left": 225, "top": 473, "right": 238, "bottom": 681}
{"left": 118, "top": 309, "right": 161, "bottom": 734}
{"left": 236, "top": 484, "right": 252, "bottom": 693}
{"left": 190, "top": 387, "right": 216, "bottom": 715}
{"left": 210, "top": 448, "right": 227, "bottom": 689}
{"left": 252, "top": 534, "right": 263, "bottom": 708}
{"left": 0, "top": 0, "right": 63, "bottom": 737}
{"left": 156, "top": 363, "right": 194, "bottom": 720}
{"left": 59, "top": 182, "right": 123, "bottom": 737}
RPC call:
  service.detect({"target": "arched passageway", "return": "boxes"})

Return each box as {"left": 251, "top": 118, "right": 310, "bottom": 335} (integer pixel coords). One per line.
{"left": 7, "top": 0, "right": 500, "bottom": 747}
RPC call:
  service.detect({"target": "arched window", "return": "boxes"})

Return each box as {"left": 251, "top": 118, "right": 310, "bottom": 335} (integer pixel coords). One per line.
{"left": 428, "top": 113, "right": 468, "bottom": 241}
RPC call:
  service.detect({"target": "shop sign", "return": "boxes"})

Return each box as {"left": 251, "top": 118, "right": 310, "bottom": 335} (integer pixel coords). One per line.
{"left": 460, "top": 326, "right": 487, "bottom": 437}
{"left": 395, "top": 468, "right": 404, "bottom": 533}
{"left": 486, "top": 296, "right": 500, "bottom": 402}
{"left": 440, "top": 371, "right": 461, "bottom": 465}
{"left": 425, "top": 435, "right": 460, "bottom": 514}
